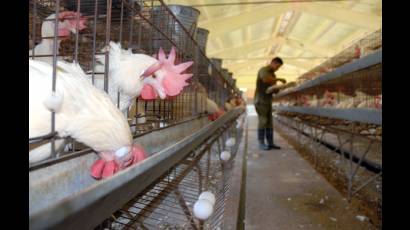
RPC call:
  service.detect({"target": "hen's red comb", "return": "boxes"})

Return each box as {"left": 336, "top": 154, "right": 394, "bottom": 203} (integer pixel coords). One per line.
{"left": 58, "top": 11, "right": 87, "bottom": 30}
{"left": 141, "top": 47, "right": 194, "bottom": 99}
{"left": 159, "top": 47, "right": 194, "bottom": 96}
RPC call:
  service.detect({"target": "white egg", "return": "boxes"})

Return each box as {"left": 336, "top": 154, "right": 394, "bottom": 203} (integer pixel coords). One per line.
{"left": 199, "top": 191, "right": 216, "bottom": 206}
{"left": 225, "top": 137, "right": 236, "bottom": 147}
{"left": 220, "top": 151, "right": 231, "bottom": 161}
{"left": 193, "top": 199, "right": 214, "bottom": 220}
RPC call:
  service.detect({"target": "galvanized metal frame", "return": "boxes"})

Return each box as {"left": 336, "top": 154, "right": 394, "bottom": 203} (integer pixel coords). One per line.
{"left": 275, "top": 114, "right": 381, "bottom": 202}
{"left": 274, "top": 106, "right": 382, "bottom": 125}
{"left": 29, "top": 109, "right": 244, "bottom": 230}
{"left": 29, "top": 0, "right": 240, "bottom": 168}
{"left": 276, "top": 49, "right": 382, "bottom": 99}
{"left": 298, "top": 29, "right": 382, "bottom": 82}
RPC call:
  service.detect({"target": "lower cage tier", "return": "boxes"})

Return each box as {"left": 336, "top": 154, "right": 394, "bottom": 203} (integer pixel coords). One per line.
{"left": 29, "top": 109, "right": 247, "bottom": 230}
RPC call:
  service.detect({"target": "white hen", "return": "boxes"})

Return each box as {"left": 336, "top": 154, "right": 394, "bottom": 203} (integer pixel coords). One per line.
{"left": 29, "top": 11, "right": 87, "bottom": 64}
{"left": 29, "top": 59, "right": 146, "bottom": 179}
{"left": 91, "top": 42, "right": 157, "bottom": 115}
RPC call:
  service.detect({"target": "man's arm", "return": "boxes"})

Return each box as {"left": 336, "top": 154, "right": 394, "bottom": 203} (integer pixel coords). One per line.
{"left": 262, "top": 76, "right": 275, "bottom": 84}
{"left": 275, "top": 78, "right": 287, "bottom": 84}
{"left": 259, "top": 69, "right": 276, "bottom": 84}
{"left": 262, "top": 76, "right": 287, "bottom": 85}
{"left": 259, "top": 68, "right": 287, "bottom": 84}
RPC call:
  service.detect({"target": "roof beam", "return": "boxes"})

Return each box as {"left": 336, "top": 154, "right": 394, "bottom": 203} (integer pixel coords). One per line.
{"left": 209, "top": 37, "right": 284, "bottom": 57}
{"left": 200, "top": 4, "right": 290, "bottom": 38}
{"left": 308, "top": 20, "right": 336, "bottom": 42}
{"left": 227, "top": 58, "right": 311, "bottom": 72}
{"left": 266, "top": 14, "right": 283, "bottom": 54}
{"left": 334, "top": 28, "right": 367, "bottom": 51}
{"left": 199, "top": 0, "right": 210, "bottom": 22}
{"left": 224, "top": 59, "right": 267, "bottom": 70}
{"left": 210, "top": 35, "right": 333, "bottom": 58}
{"left": 272, "top": 10, "right": 301, "bottom": 57}
{"left": 284, "top": 37, "right": 333, "bottom": 56}
{"left": 200, "top": 2, "right": 380, "bottom": 39}
{"left": 301, "top": 3, "right": 381, "bottom": 30}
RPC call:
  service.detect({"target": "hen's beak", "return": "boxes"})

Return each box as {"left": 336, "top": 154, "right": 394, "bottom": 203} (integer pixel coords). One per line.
{"left": 140, "top": 74, "right": 149, "bottom": 80}
{"left": 141, "top": 62, "right": 162, "bottom": 79}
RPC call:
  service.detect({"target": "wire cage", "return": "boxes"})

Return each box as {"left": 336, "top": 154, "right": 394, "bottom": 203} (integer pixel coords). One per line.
{"left": 273, "top": 111, "right": 382, "bottom": 227}
{"left": 273, "top": 38, "right": 382, "bottom": 111}
{"left": 29, "top": 0, "right": 238, "bottom": 169}
{"left": 196, "top": 28, "right": 209, "bottom": 54}
{"left": 269, "top": 31, "right": 382, "bottom": 215}
{"left": 96, "top": 117, "right": 244, "bottom": 230}
{"left": 273, "top": 60, "right": 382, "bottom": 110}
{"left": 298, "top": 29, "right": 382, "bottom": 83}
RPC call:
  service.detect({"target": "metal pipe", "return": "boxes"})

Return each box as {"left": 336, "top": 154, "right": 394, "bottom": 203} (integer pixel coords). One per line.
{"left": 275, "top": 116, "right": 382, "bottom": 173}
{"left": 50, "top": 0, "right": 60, "bottom": 158}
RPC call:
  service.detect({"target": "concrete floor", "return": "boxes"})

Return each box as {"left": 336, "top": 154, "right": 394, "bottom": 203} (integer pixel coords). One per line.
{"left": 244, "top": 115, "right": 374, "bottom": 230}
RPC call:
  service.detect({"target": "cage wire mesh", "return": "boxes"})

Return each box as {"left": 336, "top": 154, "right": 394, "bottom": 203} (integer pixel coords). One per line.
{"left": 29, "top": 0, "right": 239, "bottom": 169}
{"left": 96, "top": 117, "right": 244, "bottom": 230}
{"left": 299, "top": 29, "right": 382, "bottom": 82}
{"left": 273, "top": 62, "right": 381, "bottom": 110}
{"left": 273, "top": 29, "right": 381, "bottom": 111}
{"left": 270, "top": 29, "right": 382, "bottom": 203}
{"left": 273, "top": 113, "right": 381, "bottom": 225}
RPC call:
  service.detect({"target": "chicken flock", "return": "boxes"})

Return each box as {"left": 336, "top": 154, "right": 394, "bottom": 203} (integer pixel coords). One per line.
{"left": 29, "top": 11, "right": 241, "bottom": 180}
{"left": 273, "top": 90, "right": 382, "bottom": 110}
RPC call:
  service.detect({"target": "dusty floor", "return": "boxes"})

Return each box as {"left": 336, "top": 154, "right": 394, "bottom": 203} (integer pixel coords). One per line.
{"left": 244, "top": 115, "right": 375, "bottom": 230}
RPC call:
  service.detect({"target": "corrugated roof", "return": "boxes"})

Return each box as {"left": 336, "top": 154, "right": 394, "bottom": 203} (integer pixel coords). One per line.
{"left": 164, "top": 0, "right": 382, "bottom": 97}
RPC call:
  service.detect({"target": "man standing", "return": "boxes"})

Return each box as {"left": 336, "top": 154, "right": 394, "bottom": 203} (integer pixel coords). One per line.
{"left": 254, "top": 57, "right": 286, "bottom": 150}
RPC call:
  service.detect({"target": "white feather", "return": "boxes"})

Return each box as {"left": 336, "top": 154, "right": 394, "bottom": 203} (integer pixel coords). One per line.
{"left": 29, "top": 14, "right": 59, "bottom": 64}
{"left": 206, "top": 98, "right": 219, "bottom": 114}
{"left": 91, "top": 42, "right": 158, "bottom": 114}
{"left": 29, "top": 14, "right": 74, "bottom": 64}
{"left": 29, "top": 59, "right": 133, "bottom": 162}
{"left": 43, "top": 91, "right": 64, "bottom": 112}
{"left": 357, "top": 100, "right": 368, "bottom": 108}
{"left": 225, "top": 102, "right": 233, "bottom": 111}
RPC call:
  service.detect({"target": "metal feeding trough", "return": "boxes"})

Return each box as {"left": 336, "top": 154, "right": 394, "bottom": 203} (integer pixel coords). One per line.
{"left": 29, "top": 109, "right": 247, "bottom": 230}
{"left": 211, "top": 58, "right": 223, "bottom": 71}
{"left": 196, "top": 27, "right": 210, "bottom": 54}
{"left": 221, "top": 68, "right": 230, "bottom": 83}
{"left": 63, "top": 0, "right": 142, "bottom": 18}
{"left": 228, "top": 72, "right": 234, "bottom": 85}
{"left": 151, "top": 4, "right": 200, "bottom": 55}
{"left": 168, "top": 5, "right": 200, "bottom": 37}
{"left": 196, "top": 27, "right": 210, "bottom": 85}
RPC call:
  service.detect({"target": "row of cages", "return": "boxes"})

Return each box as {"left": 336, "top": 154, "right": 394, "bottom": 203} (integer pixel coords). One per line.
{"left": 269, "top": 30, "right": 382, "bottom": 227}
{"left": 29, "top": 110, "right": 247, "bottom": 229}
{"left": 271, "top": 31, "right": 382, "bottom": 217}
{"left": 29, "top": 0, "right": 243, "bottom": 168}
{"left": 297, "top": 29, "right": 382, "bottom": 83}
{"left": 96, "top": 117, "right": 245, "bottom": 230}
{"left": 274, "top": 111, "right": 381, "bottom": 141}
{"left": 273, "top": 54, "right": 382, "bottom": 110}
{"left": 273, "top": 113, "right": 381, "bottom": 227}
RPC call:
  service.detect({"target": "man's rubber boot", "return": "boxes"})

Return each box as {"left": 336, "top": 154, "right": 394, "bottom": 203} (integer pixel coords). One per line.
{"left": 266, "top": 128, "right": 281, "bottom": 150}
{"left": 258, "top": 129, "right": 270, "bottom": 150}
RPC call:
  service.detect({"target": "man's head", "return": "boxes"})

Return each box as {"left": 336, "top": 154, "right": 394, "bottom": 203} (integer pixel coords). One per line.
{"left": 270, "top": 57, "right": 283, "bottom": 72}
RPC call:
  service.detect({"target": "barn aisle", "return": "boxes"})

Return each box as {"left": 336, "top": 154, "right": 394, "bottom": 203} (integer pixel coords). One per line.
{"left": 244, "top": 115, "right": 373, "bottom": 230}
